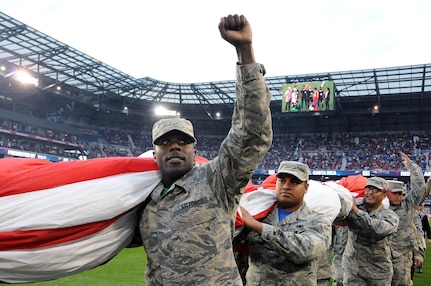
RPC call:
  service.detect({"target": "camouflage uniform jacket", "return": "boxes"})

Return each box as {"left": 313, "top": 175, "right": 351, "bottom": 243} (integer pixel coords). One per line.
{"left": 245, "top": 202, "right": 332, "bottom": 286}
{"left": 342, "top": 203, "right": 399, "bottom": 280}
{"left": 389, "top": 160, "right": 427, "bottom": 258}
{"left": 139, "top": 63, "right": 272, "bottom": 286}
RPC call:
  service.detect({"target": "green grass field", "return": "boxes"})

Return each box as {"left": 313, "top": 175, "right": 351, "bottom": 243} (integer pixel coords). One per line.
{"left": 4, "top": 248, "right": 147, "bottom": 286}
{"left": 3, "top": 243, "right": 431, "bottom": 285}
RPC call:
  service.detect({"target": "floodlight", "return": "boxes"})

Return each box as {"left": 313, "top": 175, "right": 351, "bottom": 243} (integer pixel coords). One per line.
{"left": 154, "top": 106, "right": 178, "bottom": 116}
{"left": 15, "top": 70, "right": 39, "bottom": 87}
{"left": 372, "top": 104, "right": 379, "bottom": 114}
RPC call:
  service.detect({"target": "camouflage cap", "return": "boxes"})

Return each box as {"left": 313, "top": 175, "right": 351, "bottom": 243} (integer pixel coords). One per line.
{"left": 152, "top": 118, "right": 196, "bottom": 144}
{"left": 276, "top": 161, "right": 309, "bottom": 181}
{"left": 366, "top": 177, "right": 388, "bottom": 191}
{"left": 387, "top": 180, "right": 405, "bottom": 194}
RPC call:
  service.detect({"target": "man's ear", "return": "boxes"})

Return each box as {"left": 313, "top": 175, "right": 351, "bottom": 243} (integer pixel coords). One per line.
{"left": 192, "top": 149, "right": 197, "bottom": 164}
{"left": 153, "top": 150, "right": 157, "bottom": 163}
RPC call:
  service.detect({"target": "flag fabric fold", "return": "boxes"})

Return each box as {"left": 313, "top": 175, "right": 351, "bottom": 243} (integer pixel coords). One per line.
{"left": 0, "top": 157, "right": 354, "bottom": 283}
{"left": 0, "top": 157, "right": 161, "bottom": 283}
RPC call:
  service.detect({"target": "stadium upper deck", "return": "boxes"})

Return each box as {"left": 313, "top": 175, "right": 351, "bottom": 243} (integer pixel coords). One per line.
{"left": 1, "top": 11, "right": 431, "bottom": 136}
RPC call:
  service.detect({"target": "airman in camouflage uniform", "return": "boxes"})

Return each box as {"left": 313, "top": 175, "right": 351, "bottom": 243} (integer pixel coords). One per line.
{"left": 240, "top": 161, "right": 332, "bottom": 286}
{"left": 342, "top": 176, "right": 399, "bottom": 286}
{"left": 386, "top": 152, "right": 427, "bottom": 286}
{"left": 139, "top": 14, "right": 273, "bottom": 286}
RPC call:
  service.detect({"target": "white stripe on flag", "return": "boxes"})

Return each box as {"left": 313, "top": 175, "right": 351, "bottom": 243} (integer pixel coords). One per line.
{"left": 0, "top": 211, "right": 137, "bottom": 283}
{"left": 0, "top": 171, "right": 160, "bottom": 231}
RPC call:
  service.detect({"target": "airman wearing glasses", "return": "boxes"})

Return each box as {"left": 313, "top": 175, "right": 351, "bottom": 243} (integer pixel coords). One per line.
{"left": 342, "top": 176, "right": 399, "bottom": 286}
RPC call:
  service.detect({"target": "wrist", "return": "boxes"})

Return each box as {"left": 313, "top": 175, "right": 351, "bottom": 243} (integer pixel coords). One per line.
{"left": 236, "top": 44, "right": 255, "bottom": 64}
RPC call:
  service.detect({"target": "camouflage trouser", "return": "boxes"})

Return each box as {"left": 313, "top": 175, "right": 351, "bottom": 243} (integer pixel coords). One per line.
{"left": 317, "top": 244, "right": 332, "bottom": 282}
{"left": 343, "top": 271, "right": 392, "bottom": 286}
{"left": 392, "top": 252, "right": 413, "bottom": 286}
{"left": 332, "top": 225, "right": 348, "bottom": 282}
{"left": 317, "top": 228, "right": 333, "bottom": 286}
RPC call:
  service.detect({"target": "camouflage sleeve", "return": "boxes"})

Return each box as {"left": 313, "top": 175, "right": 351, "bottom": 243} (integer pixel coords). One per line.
{"left": 354, "top": 209, "right": 399, "bottom": 240}
{"left": 214, "top": 63, "right": 272, "bottom": 194}
{"left": 415, "top": 212, "right": 425, "bottom": 238}
{"left": 413, "top": 222, "right": 426, "bottom": 262}
{"left": 406, "top": 160, "right": 427, "bottom": 207}
{"left": 426, "top": 178, "right": 431, "bottom": 203}
{"left": 260, "top": 214, "right": 332, "bottom": 264}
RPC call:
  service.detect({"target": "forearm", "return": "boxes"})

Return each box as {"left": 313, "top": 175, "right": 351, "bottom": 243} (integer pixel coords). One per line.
{"left": 219, "top": 63, "right": 272, "bottom": 189}
{"left": 261, "top": 222, "right": 331, "bottom": 264}
{"left": 407, "top": 160, "right": 427, "bottom": 205}
{"left": 356, "top": 210, "right": 399, "bottom": 238}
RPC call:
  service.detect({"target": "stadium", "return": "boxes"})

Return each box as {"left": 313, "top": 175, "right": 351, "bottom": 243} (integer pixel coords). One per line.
{"left": 1, "top": 11, "right": 430, "bottom": 181}
{"left": 1, "top": 9, "right": 431, "bottom": 286}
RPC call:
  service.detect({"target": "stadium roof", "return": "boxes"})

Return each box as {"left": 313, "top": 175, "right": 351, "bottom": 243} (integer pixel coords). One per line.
{"left": 1, "top": 11, "right": 431, "bottom": 135}
{"left": 1, "top": 11, "right": 431, "bottom": 104}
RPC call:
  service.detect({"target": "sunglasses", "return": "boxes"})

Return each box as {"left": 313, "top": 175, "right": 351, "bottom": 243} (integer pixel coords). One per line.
{"left": 155, "top": 137, "right": 194, "bottom": 146}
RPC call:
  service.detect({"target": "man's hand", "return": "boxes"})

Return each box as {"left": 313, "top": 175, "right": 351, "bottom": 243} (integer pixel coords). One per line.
{"left": 219, "top": 14, "right": 252, "bottom": 47}
{"left": 239, "top": 206, "right": 262, "bottom": 235}
{"left": 239, "top": 206, "right": 255, "bottom": 228}
{"left": 351, "top": 195, "right": 360, "bottom": 213}
{"left": 414, "top": 258, "right": 423, "bottom": 268}
{"left": 400, "top": 151, "right": 410, "bottom": 166}
{"left": 219, "top": 14, "right": 255, "bottom": 64}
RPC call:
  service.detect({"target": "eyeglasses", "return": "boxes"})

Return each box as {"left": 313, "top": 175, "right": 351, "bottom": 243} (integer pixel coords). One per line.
{"left": 364, "top": 186, "right": 385, "bottom": 194}
{"left": 391, "top": 192, "right": 404, "bottom": 196}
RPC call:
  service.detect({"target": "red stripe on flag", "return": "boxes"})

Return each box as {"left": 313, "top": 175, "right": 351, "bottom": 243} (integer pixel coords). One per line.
{"left": 0, "top": 157, "right": 159, "bottom": 197}
{"left": 0, "top": 207, "right": 138, "bottom": 251}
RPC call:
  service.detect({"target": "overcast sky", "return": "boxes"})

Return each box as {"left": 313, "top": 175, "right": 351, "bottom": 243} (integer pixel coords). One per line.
{"left": 1, "top": 0, "right": 430, "bottom": 83}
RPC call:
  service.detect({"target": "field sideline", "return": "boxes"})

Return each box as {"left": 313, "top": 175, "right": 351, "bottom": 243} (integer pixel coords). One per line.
{"left": 3, "top": 243, "right": 431, "bottom": 285}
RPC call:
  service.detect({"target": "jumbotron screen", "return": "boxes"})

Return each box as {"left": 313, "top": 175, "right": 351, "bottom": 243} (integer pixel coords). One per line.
{"left": 281, "top": 81, "right": 335, "bottom": 112}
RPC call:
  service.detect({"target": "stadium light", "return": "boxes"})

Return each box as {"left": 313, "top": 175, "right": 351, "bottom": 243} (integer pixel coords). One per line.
{"left": 14, "top": 70, "right": 39, "bottom": 87}
{"left": 154, "top": 106, "right": 179, "bottom": 117}
{"left": 372, "top": 104, "right": 379, "bottom": 114}
{"left": 121, "top": 106, "right": 129, "bottom": 115}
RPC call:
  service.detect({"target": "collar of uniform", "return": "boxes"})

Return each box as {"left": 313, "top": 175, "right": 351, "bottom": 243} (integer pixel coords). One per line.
{"left": 153, "top": 182, "right": 187, "bottom": 201}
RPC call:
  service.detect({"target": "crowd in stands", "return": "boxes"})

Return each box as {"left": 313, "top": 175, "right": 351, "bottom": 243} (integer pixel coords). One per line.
{"left": 0, "top": 134, "right": 78, "bottom": 158}
{"left": 115, "top": 130, "right": 428, "bottom": 171}
{"left": 1, "top": 117, "right": 430, "bottom": 171}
